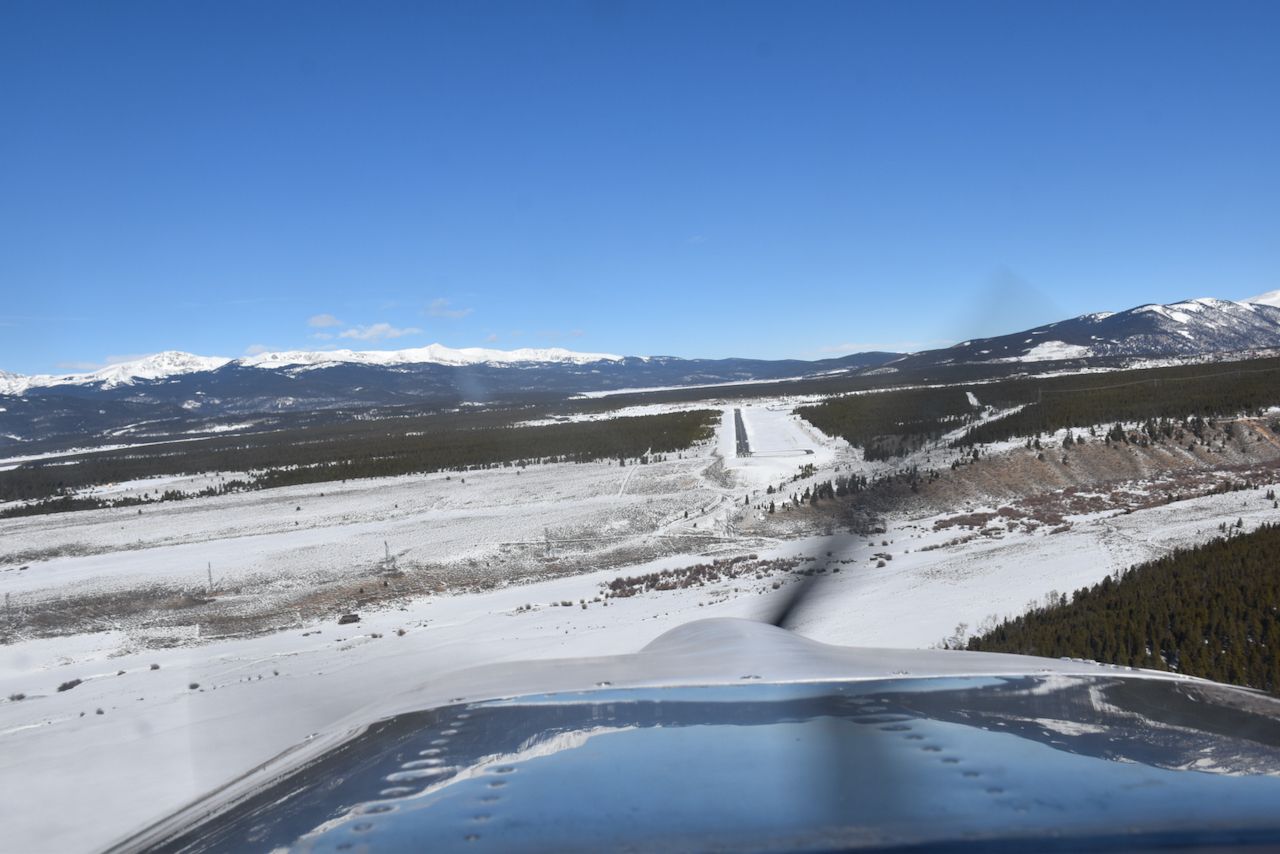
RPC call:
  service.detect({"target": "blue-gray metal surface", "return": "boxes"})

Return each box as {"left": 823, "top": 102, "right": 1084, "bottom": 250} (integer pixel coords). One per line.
{"left": 122, "top": 673, "right": 1280, "bottom": 853}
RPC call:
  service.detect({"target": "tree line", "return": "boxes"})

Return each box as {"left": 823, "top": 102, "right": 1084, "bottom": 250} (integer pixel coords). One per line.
{"left": 795, "top": 356, "right": 1280, "bottom": 460}
{"left": 797, "top": 388, "right": 977, "bottom": 461}
{"left": 967, "top": 522, "right": 1280, "bottom": 695}
{"left": 956, "top": 358, "right": 1280, "bottom": 446}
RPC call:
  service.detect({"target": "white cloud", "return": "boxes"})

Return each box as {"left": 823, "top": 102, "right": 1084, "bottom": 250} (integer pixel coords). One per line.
{"left": 310, "top": 332, "right": 334, "bottom": 341}
{"left": 243, "top": 344, "right": 271, "bottom": 356}
{"left": 338, "top": 323, "right": 423, "bottom": 342}
{"left": 307, "top": 313, "right": 343, "bottom": 328}
{"left": 426, "top": 298, "right": 473, "bottom": 319}
{"left": 484, "top": 333, "right": 499, "bottom": 343}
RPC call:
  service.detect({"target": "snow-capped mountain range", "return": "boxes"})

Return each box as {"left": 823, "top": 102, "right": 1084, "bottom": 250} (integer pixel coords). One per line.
{"left": 903, "top": 294, "right": 1280, "bottom": 367}
{"left": 7, "top": 293, "right": 1280, "bottom": 396}
{"left": 0, "top": 352, "right": 232, "bottom": 396}
{"left": 0, "top": 345, "right": 625, "bottom": 396}
{"left": 3, "top": 293, "right": 1280, "bottom": 448}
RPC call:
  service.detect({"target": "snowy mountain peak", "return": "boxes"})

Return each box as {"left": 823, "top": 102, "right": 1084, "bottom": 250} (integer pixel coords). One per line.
{"left": 0, "top": 351, "right": 232, "bottom": 395}
{"left": 1, "top": 344, "right": 626, "bottom": 395}
{"left": 1247, "top": 289, "right": 1280, "bottom": 309}
{"left": 919, "top": 295, "right": 1280, "bottom": 367}
{"left": 0, "top": 370, "right": 22, "bottom": 396}
{"left": 90, "top": 351, "right": 233, "bottom": 387}
{"left": 1127, "top": 297, "right": 1262, "bottom": 325}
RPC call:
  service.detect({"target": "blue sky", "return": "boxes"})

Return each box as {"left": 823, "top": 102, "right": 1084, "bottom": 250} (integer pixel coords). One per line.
{"left": 2, "top": 0, "right": 1278, "bottom": 374}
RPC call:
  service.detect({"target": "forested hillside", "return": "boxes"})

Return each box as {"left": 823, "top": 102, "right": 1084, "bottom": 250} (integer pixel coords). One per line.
{"left": 796, "top": 356, "right": 1280, "bottom": 459}
{"left": 957, "top": 359, "right": 1280, "bottom": 446}
{"left": 967, "top": 523, "right": 1280, "bottom": 694}
{"left": 796, "top": 388, "right": 976, "bottom": 460}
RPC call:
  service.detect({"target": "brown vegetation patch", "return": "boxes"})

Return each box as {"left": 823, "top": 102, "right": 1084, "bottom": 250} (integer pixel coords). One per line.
{"left": 603, "top": 554, "right": 803, "bottom": 599}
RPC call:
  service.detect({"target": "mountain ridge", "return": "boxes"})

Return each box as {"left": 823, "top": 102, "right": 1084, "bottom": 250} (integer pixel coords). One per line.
{"left": 895, "top": 296, "right": 1280, "bottom": 367}
{"left": 0, "top": 344, "right": 628, "bottom": 396}
{"left": 8, "top": 295, "right": 1280, "bottom": 395}
{"left": 7, "top": 294, "right": 1280, "bottom": 450}
{"left": 1247, "top": 289, "right": 1280, "bottom": 308}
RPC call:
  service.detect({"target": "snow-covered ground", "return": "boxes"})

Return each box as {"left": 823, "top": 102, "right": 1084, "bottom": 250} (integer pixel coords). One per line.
{"left": 0, "top": 432, "right": 243, "bottom": 472}
{"left": 515, "top": 400, "right": 723, "bottom": 427}
{"left": 0, "top": 454, "right": 727, "bottom": 601}
{"left": 2, "top": 399, "right": 1279, "bottom": 851}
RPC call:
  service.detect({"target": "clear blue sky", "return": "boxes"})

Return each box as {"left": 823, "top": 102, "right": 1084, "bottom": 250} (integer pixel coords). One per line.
{"left": 2, "top": 0, "right": 1278, "bottom": 374}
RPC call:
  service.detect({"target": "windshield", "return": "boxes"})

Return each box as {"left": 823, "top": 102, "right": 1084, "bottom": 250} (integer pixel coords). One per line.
{"left": 2, "top": 2, "right": 1279, "bottom": 851}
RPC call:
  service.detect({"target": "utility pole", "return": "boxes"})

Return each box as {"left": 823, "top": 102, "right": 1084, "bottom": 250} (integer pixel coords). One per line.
{"left": 207, "top": 562, "right": 213, "bottom": 592}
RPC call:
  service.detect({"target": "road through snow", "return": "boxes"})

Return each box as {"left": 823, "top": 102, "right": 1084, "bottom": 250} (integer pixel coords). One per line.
{"left": 719, "top": 405, "right": 838, "bottom": 488}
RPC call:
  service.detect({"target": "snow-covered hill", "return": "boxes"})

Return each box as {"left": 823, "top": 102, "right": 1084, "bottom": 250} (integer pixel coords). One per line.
{"left": 906, "top": 297, "right": 1280, "bottom": 366}
{"left": 1247, "top": 289, "right": 1280, "bottom": 309}
{"left": 0, "top": 351, "right": 232, "bottom": 395}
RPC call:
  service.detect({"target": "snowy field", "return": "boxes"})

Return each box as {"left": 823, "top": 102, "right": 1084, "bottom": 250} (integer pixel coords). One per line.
{"left": 2, "top": 400, "right": 1279, "bottom": 851}
{"left": 0, "top": 449, "right": 726, "bottom": 602}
